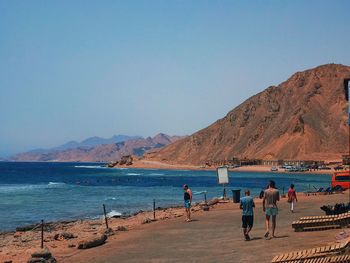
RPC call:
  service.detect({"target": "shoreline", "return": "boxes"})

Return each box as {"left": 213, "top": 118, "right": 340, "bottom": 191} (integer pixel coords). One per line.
{"left": 1, "top": 191, "right": 347, "bottom": 262}
{"left": 0, "top": 163, "right": 333, "bottom": 235}
{"left": 0, "top": 197, "right": 216, "bottom": 262}
{"left": 1, "top": 160, "right": 336, "bottom": 174}
{"left": 115, "top": 160, "right": 334, "bottom": 175}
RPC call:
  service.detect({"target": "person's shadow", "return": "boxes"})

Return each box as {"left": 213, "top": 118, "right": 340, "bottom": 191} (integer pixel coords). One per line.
{"left": 271, "top": 235, "right": 289, "bottom": 239}
{"left": 187, "top": 219, "right": 199, "bottom": 222}
{"left": 249, "top": 237, "right": 262, "bottom": 241}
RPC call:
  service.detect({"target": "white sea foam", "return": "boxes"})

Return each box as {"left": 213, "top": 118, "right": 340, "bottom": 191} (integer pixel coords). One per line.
{"left": 149, "top": 173, "right": 164, "bottom": 176}
{"left": 126, "top": 173, "right": 141, "bottom": 176}
{"left": 0, "top": 184, "right": 46, "bottom": 193}
{"left": 105, "top": 197, "right": 117, "bottom": 201}
{"left": 74, "top": 165, "right": 105, "bottom": 169}
{"left": 192, "top": 191, "right": 207, "bottom": 195}
{"left": 48, "top": 182, "right": 66, "bottom": 187}
{"left": 106, "top": 210, "right": 122, "bottom": 218}
{"left": 48, "top": 182, "right": 66, "bottom": 185}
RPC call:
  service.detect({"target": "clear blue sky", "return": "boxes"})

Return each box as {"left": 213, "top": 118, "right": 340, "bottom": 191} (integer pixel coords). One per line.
{"left": 1, "top": 0, "right": 349, "bottom": 157}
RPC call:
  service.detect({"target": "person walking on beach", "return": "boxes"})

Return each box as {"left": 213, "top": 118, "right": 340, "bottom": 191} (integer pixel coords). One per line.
{"left": 183, "top": 184, "right": 192, "bottom": 222}
{"left": 288, "top": 184, "right": 298, "bottom": 212}
{"left": 240, "top": 189, "right": 255, "bottom": 241}
{"left": 263, "top": 180, "right": 280, "bottom": 239}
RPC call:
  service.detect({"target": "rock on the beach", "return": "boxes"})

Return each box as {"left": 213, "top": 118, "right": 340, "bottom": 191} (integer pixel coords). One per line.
{"left": 77, "top": 234, "right": 107, "bottom": 249}
{"left": 141, "top": 218, "right": 153, "bottom": 224}
{"left": 116, "top": 226, "right": 128, "bottom": 231}
{"left": 103, "top": 228, "right": 114, "bottom": 236}
{"left": 141, "top": 218, "right": 150, "bottom": 224}
{"left": 53, "top": 232, "right": 76, "bottom": 240}
{"left": 31, "top": 248, "right": 52, "bottom": 259}
{"left": 201, "top": 205, "right": 210, "bottom": 211}
{"left": 28, "top": 259, "right": 57, "bottom": 263}
{"left": 207, "top": 198, "right": 219, "bottom": 206}
{"left": 28, "top": 248, "right": 57, "bottom": 263}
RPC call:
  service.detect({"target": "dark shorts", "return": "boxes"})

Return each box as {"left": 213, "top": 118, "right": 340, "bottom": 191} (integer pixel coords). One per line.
{"left": 242, "top": 215, "right": 254, "bottom": 229}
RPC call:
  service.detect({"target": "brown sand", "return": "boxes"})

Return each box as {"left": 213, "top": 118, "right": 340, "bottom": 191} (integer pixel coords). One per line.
{"left": 60, "top": 192, "right": 349, "bottom": 263}
{"left": 2, "top": 191, "right": 348, "bottom": 263}
{"left": 121, "top": 160, "right": 335, "bottom": 175}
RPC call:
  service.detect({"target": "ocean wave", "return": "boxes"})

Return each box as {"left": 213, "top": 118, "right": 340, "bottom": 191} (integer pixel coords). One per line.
{"left": 193, "top": 191, "right": 207, "bottom": 195}
{"left": 126, "top": 173, "right": 141, "bottom": 176}
{"left": 48, "top": 182, "right": 66, "bottom": 187}
{"left": 74, "top": 165, "right": 105, "bottom": 169}
{"left": 149, "top": 173, "right": 165, "bottom": 176}
{"left": 104, "top": 197, "right": 117, "bottom": 201}
{"left": 106, "top": 210, "right": 122, "bottom": 218}
{"left": 0, "top": 184, "right": 46, "bottom": 193}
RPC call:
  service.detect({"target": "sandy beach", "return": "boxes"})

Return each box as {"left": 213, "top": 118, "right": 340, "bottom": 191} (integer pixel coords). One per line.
{"left": 121, "top": 160, "right": 335, "bottom": 175}
{"left": 1, "top": 190, "right": 349, "bottom": 263}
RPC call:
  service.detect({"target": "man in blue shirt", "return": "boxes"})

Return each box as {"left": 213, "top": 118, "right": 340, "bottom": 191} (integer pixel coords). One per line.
{"left": 240, "top": 189, "right": 255, "bottom": 241}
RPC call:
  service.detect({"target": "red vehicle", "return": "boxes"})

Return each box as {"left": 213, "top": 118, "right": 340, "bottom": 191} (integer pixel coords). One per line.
{"left": 332, "top": 171, "right": 350, "bottom": 190}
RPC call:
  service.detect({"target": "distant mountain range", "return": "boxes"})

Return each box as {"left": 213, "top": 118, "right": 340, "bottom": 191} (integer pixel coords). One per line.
{"left": 9, "top": 133, "right": 185, "bottom": 162}
{"left": 144, "top": 64, "right": 350, "bottom": 165}
{"left": 27, "top": 135, "right": 143, "bottom": 154}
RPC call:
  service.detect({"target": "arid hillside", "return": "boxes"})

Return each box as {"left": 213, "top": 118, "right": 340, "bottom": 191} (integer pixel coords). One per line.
{"left": 10, "top": 133, "right": 183, "bottom": 162}
{"left": 144, "top": 64, "right": 350, "bottom": 165}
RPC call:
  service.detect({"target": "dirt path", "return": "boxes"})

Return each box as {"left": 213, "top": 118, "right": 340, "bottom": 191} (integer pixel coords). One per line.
{"left": 59, "top": 192, "right": 350, "bottom": 263}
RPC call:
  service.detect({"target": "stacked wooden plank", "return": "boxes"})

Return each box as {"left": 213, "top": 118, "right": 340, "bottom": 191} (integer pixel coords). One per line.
{"left": 292, "top": 212, "right": 350, "bottom": 232}
{"left": 272, "top": 254, "right": 350, "bottom": 263}
{"left": 271, "top": 238, "right": 350, "bottom": 262}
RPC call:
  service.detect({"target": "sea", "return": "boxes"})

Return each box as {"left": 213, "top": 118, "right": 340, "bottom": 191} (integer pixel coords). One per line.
{"left": 0, "top": 162, "right": 331, "bottom": 232}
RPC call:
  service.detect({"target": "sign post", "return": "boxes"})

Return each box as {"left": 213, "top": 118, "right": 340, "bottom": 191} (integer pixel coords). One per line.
{"left": 217, "top": 166, "right": 229, "bottom": 200}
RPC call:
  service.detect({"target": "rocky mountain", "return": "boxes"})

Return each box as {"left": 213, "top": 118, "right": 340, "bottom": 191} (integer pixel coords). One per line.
{"left": 144, "top": 64, "right": 350, "bottom": 165}
{"left": 27, "top": 135, "right": 142, "bottom": 154}
{"left": 10, "top": 134, "right": 184, "bottom": 162}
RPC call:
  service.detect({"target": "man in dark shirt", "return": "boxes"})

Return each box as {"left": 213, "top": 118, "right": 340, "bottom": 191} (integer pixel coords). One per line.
{"left": 240, "top": 189, "right": 255, "bottom": 241}
{"left": 183, "top": 184, "right": 192, "bottom": 222}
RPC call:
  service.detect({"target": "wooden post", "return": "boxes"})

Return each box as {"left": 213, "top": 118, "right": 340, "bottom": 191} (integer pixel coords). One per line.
{"left": 223, "top": 184, "right": 227, "bottom": 200}
{"left": 153, "top": 199, "right": 156, "bottom": 220}
{"left": 103, "top": 204, "right": 109, "bottom": 229}
{"left": 41, "top": 220, "right": 44, "bottom": 249}
{"left": 204, "top": 192, "right": 207, "bottom": 205}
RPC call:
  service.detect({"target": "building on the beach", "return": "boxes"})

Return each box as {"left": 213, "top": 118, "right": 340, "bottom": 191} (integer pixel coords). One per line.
{"left": 204, "top": 158, "right": 325, "bottom": 168}
{"left": 342, "top": 155, "right": 350, "bottom": 165}
{"left": 260, "top": 159, "right": 325, "bottom": 167}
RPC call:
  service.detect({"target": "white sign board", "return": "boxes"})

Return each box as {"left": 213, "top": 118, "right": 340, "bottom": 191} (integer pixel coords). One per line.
{"left": 217, "top": 166, "right": 229, "bottom": 184}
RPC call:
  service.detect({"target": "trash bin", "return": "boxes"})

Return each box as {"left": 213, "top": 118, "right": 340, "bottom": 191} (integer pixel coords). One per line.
{"left": 232, "top": 189, "right": 241, "bottom": 203}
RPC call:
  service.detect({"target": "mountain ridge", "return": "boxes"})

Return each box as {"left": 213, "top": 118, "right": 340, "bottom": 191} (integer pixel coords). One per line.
{"left": 143, "top": 64, "right": 350, "bottom": 165}
{"left": 10, "top": 133, "right": 185, "bottom": 162}
{"left": 27, "top": 135, "right": 143, "bottom": 154}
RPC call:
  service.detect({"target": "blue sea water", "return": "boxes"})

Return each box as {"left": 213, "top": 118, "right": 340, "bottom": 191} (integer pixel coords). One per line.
{"left": 0, "top": 162, "right": 331, "bottom": 231}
